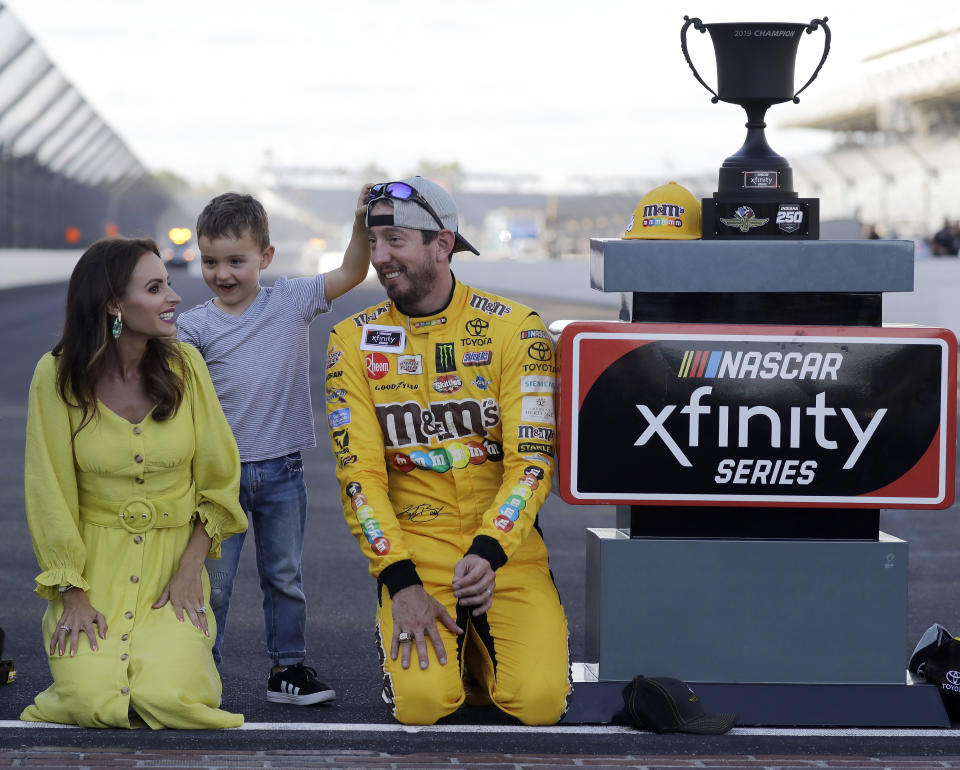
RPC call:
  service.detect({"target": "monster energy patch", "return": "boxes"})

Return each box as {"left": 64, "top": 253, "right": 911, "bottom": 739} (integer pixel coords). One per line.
{"left": 435, "top": 342, "right": 457, "bottom": 373}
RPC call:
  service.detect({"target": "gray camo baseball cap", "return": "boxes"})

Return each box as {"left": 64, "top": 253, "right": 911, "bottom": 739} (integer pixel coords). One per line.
{"left": 366, "top": 176, "right": 480, "bottom": 255}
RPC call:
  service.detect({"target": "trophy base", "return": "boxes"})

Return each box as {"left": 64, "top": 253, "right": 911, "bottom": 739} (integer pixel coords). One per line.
{"left": 701, "top": 197, "right": 819, "bottom": 240}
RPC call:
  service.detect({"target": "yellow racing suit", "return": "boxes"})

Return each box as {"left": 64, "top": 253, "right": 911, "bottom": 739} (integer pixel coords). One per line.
{"left": 325, "top": 279, "right": 570, "bottom": 725}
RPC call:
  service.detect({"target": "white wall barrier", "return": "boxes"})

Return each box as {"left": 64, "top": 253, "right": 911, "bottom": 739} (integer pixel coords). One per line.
{"left": 4, "top": 250, "right": 960, "bottom": 340}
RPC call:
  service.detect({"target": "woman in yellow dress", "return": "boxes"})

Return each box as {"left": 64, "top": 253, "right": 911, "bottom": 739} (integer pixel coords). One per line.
{"left": 21, "top": 237, "right": 248, "bottom": 729}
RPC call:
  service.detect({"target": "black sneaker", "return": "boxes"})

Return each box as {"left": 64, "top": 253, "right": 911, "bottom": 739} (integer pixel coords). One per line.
{"left": 267, "top": 663, "right": 336, "bottom": 706}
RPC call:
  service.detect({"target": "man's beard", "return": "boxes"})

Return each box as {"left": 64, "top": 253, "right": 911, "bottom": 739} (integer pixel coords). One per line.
{"left": 380, "top": 256, "right": 438, "bottom": 312}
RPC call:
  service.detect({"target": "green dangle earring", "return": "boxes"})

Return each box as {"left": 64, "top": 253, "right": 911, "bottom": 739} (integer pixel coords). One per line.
{"left": 112, "top": 310, "right": 122, "bottom": 340}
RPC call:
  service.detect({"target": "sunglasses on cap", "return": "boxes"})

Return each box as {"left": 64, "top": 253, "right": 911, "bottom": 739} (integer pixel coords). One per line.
{"left": 367, "top": 181, "right": 447, "bottom": 232}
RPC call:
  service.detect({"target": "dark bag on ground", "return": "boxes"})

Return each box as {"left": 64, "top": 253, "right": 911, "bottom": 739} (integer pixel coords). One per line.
{"left": 908, "top": 622, "right": 952, "bottom": 679}
{"left": 912, "top": 623, "right": 960, "bottom": 718}
{"left": 0, "top": 628, "right": 14, "bottom": 686}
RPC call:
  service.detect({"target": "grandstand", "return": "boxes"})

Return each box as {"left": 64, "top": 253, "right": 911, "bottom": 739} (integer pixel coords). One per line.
{"left": 7, "top": 0, "right": 950, "bottom": 255}
{"left": 264, "top": 24, "right": 960, "bottom": 253}
{"left": 784, "top": 24, "right": 960, "bottom": 237}
{"left": 264, "top": 164, "right": 648, "bottom": 260}
{"left": 0, "top": 2, "right": 173, "bottom": 248}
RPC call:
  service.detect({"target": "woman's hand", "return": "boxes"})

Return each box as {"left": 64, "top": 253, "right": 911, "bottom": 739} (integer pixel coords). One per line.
{"left": 152, "top": 519, "right": 212, "bottom": 636}
{"left": 152, "top": 556, "right": 209, "bottom": 636}
{"left": 51, "top": 588, "right": 107, "bottom": 657}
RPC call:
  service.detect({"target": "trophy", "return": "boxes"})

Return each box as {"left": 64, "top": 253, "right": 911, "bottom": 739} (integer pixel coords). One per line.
{"left": 681, "top": 16, "right": 831, "bottom": 239}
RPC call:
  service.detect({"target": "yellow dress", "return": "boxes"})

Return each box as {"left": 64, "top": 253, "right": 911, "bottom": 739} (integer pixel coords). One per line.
{"left": 20, "top": 343, "right": 248, "bottom": 729}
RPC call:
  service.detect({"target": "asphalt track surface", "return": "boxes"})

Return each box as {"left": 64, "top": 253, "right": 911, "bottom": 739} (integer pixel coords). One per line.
{"left": 2, "top": 268, "right": 960, "bottom": 764}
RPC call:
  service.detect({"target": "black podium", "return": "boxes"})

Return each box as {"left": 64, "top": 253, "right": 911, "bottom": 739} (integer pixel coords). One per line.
{"left": 557, "top": 238, "right": 953, "bottom": 727}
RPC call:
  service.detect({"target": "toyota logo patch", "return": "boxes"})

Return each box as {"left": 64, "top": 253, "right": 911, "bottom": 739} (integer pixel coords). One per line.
{"left": 465, "top": 318, "right": 489, "bottom": 337}
{"left": 527, "top": 341, "right": 552, "bottom": 362}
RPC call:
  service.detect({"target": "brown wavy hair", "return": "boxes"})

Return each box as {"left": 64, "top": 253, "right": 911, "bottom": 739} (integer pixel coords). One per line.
{"left": 197, "top": 192, "right": 270, "bottom": 250}
{"left": 52, "top": 237, "right": 186, "bottom": 436}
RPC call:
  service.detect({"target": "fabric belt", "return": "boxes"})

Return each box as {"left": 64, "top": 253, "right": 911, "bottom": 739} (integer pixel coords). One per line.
{"left": 79, "top": 484, "right": 196, "bottom": 534}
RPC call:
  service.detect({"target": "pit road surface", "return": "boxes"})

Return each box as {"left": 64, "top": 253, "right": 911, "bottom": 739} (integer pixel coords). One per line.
{"left": 2, "top": 265, "right": 959, "bottom": 767}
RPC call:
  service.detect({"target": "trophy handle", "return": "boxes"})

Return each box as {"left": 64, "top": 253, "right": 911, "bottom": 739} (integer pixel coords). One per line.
{"left": 681, "top": 15, "right": 719, "bottom": 104}
{"left": 792, "top": 17, "right": 831, "bottom": 103}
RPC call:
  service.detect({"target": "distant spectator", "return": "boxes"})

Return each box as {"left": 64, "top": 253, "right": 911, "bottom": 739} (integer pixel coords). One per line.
{"left": 930, "top": 219, "right": 960, "bottom": 256}
{"left": 863, "top": 224, "right": 881, "bottom": 240}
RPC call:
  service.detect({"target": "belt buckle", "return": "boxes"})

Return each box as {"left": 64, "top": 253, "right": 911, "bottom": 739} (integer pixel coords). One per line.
{"left": 118, "top": 500, "right": 157, "bottom": 533}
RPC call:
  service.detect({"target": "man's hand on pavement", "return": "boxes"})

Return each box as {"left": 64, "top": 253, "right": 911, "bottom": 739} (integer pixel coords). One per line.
{"left": 391, "top": 584, "right": 462, "bottom": 670}
{"left": 453, "top": 554, "right": 495, "bottom": 616}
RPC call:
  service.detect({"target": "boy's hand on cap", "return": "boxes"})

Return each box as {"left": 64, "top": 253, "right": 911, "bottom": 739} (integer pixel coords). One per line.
{"left": 357, "top": 184, "right": 375, "bottom": 222}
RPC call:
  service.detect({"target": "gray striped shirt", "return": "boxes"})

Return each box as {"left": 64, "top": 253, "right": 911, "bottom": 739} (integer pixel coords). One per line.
{"left": 177, "top": 274, "right": 330, "bottom": 462}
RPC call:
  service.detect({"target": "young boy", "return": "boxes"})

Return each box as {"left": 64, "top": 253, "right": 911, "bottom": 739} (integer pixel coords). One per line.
{"left": 177, "top": 187, "right": 371, "bottom": 705}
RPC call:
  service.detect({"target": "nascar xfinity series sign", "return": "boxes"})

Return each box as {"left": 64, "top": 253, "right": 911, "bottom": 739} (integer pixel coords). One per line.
{"left": 558, "top": 322, "right": 956, "bottom": 508}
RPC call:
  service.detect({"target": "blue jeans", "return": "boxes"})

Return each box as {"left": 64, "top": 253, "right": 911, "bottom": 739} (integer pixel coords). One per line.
{"left": 207, "top": 452, "right": 308, "bottom": 667}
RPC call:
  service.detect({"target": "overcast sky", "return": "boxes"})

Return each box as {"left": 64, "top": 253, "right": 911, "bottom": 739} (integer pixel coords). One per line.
{"left": 5, "top": 1, "right": 959, "bottom": 188}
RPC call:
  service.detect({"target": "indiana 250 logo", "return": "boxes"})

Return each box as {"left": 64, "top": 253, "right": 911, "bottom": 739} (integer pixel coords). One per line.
{"left": 776, "top": 204, "right": 803, "bottom": 234}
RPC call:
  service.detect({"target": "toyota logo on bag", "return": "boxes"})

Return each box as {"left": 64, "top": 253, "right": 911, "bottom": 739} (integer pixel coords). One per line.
{"left": 946, "top": 670, "right": 960, "bottom": 686}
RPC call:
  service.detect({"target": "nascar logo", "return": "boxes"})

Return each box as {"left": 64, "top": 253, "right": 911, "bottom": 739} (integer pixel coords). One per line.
{"left": 678, "top": 350, "right": 843, "bottom": 381}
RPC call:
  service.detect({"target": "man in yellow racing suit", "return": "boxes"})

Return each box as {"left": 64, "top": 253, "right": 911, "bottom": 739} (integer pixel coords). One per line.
{"left": 325, "top": 177, "right": 569, "bottom": 725}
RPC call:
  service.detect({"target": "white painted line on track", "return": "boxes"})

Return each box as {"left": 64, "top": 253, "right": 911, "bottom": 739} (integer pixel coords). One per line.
{"left": 234, "top": 723, "right": 638, "bottom": 733}
{"left": 732, "top": 727, "right": 957, "bottom": 737}
{"left": 1, "top": 720, "right": 956, "bottom": 737}
{"left": 2, "top": 721, "right": 76, "bottom": 729}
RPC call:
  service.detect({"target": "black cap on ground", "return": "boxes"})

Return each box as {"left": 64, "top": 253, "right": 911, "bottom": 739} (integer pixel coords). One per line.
{"left": 615, "top": 675, "right": 737, "bottom": 735}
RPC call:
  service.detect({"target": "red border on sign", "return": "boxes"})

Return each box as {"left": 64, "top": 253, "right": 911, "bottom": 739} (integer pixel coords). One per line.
{"left": 863, "top": 428, "right": 954, "bottom": 503}
{"left": 558, "top": 321, "right": 957, "bottom": 509}
{"left": 575, "top": 338, "right": 650, "bottom": 410}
